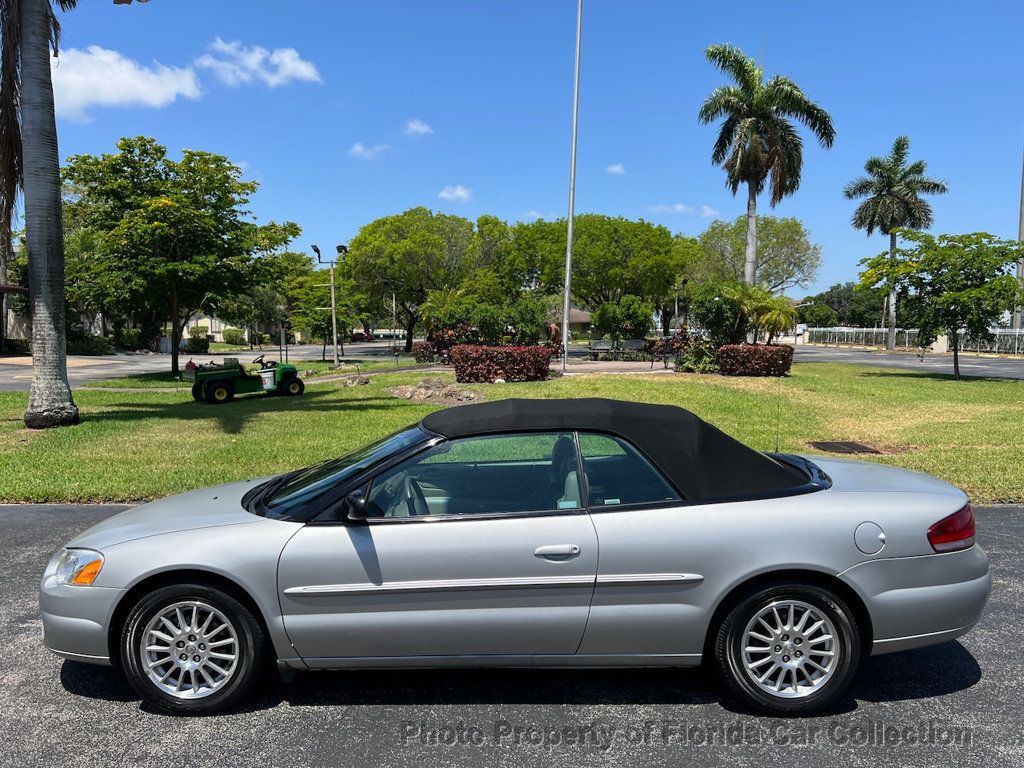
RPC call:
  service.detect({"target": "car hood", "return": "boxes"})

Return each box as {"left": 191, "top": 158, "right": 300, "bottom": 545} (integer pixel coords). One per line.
{"left": 67, "top": 478, "right": 269, "bottom": 551}
{"left": 803, "top": 455, "right": 967, "bottom": 501}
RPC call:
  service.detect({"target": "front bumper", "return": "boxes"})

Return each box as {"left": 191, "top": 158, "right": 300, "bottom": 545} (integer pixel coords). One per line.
{"left": 839, "top": 544, "right": 991, "bottom": 655}
{"left": 39, "top": 566, "right": 124, "bottom": 666}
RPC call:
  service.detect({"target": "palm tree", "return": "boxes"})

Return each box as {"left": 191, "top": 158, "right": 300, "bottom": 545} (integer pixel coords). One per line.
{"left": 844, "top": 136, "right": 947, "bottom": 350}
{"left": 1, "top": 0, "right": 80, "bottom": 426}
{"left": 699, "top": 44, "right": 835, "bottom": 287}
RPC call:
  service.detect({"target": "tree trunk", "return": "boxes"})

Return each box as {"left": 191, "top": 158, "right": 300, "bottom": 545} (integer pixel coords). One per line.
{"left": 886, "top": 231, "right": 897, "bottom": 351}
{"left": 660, "top": 306, "right": 672, "bottom": 336}
{"left": 170, "top": 283, "right": 180, "bottom": 376}
{"left": 0, "top": 236, "right": 8, "bottom": 355}
{"left": 743, "top": 182, "right": 758, "bottom": 286}
{"left": 951, "top": 327, "right": 960, "bottom": 380}
{"left": 403, "top": 314, "right": 416, "bottom": 352}
{"left": 21, "top": 0, "right": 78, "bottom": 428}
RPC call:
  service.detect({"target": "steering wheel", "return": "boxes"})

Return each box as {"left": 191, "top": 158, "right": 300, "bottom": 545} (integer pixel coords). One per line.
{"left": 402, "top": 475, "right": 430, "bottom": 517}
{"left": 252, "top": 354, "right": 277, "bottom": 369}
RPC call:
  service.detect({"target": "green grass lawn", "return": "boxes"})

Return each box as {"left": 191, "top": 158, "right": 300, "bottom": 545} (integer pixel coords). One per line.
{"left": 1, "top": 362, "right": 1020, "bottom": 503}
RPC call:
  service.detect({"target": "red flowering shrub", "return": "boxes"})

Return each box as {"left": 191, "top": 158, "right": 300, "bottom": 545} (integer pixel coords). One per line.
{"left": 715, "top": 344, "right": 794, "bottom": 377}
{"left": 411, "top": 341, "right": 435, "bottom": 363}
{"left": 451, "top": 345, "right": 553, "bottom": 383}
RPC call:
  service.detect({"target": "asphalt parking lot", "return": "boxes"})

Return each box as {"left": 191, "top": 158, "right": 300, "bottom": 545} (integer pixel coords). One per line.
{"left": 1, "top": 504, "right": 1021, "bottom": 768}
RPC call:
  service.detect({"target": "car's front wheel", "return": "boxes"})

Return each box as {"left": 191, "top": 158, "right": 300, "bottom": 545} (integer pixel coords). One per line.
{"left": 121, "top": 584, "right": 266, "bottom": 715}
{"left": 714, "top": 584, "right": 860, "bottom": 716}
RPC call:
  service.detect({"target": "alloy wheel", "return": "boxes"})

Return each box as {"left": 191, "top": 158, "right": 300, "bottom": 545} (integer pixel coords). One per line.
{"left": 740, "top": 599, "right": 838, "bottom": 699}
{"left": 140, "top": 600, "right": 239, "bottom": 700}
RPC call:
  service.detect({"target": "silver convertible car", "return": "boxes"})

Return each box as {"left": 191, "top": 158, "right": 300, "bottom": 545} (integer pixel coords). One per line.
{"left": 40, "top": 399, "right": 990, "bottom": 716}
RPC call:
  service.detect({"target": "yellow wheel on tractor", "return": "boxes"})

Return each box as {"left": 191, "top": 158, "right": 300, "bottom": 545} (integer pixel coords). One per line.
{"left": 282, "top": 377, "right": 305, "bottom": 396}
{"left": 205, "top": 380, "right": 234, "bottom": 404}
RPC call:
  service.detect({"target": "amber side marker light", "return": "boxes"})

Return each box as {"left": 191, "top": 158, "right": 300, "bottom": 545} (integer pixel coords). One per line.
{"left": 71, "top": 558, "right": 104, "bottom": 585}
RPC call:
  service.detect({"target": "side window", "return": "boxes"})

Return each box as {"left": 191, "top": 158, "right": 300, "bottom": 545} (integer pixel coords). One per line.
{"left": 364, "top": 432, "right": 583, "bottom": 518}
{"left": 578, "top": 433, "right": 681, "bottom": 507}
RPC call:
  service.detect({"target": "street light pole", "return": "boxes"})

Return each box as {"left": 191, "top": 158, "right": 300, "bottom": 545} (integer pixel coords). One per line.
{"left": 1014, "top": 148, "right": 1024, "bottom": 330}
{"left": 312, "top": 244, "right": 346, "bottom": 365}
{"left": 561, "top": 0, "right": 583, "bottom": 373}
{"left": 328, "top": 262, "right": 339, "bottom": 365}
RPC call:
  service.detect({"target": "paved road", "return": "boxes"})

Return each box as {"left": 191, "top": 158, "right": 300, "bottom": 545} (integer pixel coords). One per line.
{"left": 794, "top": 344, "right": 1024, "bottom": 379}
{"left": 1, "top": 504, "right": 1020, "bottom": 768}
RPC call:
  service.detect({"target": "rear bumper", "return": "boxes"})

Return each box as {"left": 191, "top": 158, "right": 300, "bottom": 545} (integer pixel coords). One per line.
{"left": 839, "top": 545, "right": 991, "bottom": 655}
{"left": 39, "top": 573, "right": 124, "bottom": 666}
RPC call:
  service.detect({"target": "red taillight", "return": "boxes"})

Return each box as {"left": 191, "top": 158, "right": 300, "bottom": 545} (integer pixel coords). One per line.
{"left": 927, "top": 504, "right": 975, "bottom": 553}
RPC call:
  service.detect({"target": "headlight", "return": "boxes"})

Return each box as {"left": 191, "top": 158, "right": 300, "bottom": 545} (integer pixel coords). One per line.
{"left": 55, "top": 549, "right": 104, "bottom": 586}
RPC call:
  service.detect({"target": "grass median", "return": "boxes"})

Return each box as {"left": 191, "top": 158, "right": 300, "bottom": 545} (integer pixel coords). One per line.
{"left": 0, "top": 362, "right": 1020, "bottom": 503}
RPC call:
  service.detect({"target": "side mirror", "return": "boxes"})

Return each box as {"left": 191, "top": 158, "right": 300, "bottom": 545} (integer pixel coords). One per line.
{"left": 343, "top": 489, "right": 368, "bottom": 522}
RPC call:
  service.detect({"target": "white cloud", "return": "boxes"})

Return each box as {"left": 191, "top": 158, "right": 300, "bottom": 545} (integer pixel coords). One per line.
{"left": 404, "top": 118, "right": 433, "bottom": 137}
{"left": 523, "top": 209, "right": 543, "bottom": 220}
{"left": 647, "top": 203, "right": 694, "bottom": 214}
{"left": 605, "top": 163, "right": 625, "bottom": 175}
{"left": 51, "top": 46, "right": 200, "bottom": 121}
{"left": 347, "top": 142, "right": 390, "bottom": 160}
{"left": 195, "top": 37, "right": 321, "bottom": 88}
{"left": 701, "top": 205, "right": 720, "bottom": 218}
{"left": 438, "top": 184, "right": 472, "bottom": 202}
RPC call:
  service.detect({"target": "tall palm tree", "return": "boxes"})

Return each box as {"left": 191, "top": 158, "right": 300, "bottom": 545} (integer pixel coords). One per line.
{"left": 1, "top": 0, "right": 80, "bottom": 426}
{"left": 844, "top": 136, "right": 947, "bottom": 350}
{"left": 699, "top": 44, "right": 835, "bottom": 286}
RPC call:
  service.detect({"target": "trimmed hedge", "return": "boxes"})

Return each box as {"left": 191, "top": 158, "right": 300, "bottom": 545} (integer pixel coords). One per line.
{"left": 451, "top": 344, "right": 553, "bottom": 383}
{"left": 222, "top": 327, "right": 247, "bottom": 346}
{"left": 1, "top": 338, "right": 30, "bottom": 355}
{"left": 715, "top": 343, "right": 793, "bottom": 377}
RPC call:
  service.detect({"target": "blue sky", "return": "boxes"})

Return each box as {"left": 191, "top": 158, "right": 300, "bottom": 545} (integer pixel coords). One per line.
{"left": 52, "top": 0, "right": 1024, "bottom": 295}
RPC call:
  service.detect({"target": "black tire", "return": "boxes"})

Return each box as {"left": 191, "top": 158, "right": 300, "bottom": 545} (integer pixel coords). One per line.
{"left": 205, "top": 379, "right": 234, "bottom": 404}
{"left": 191, "top": 383, "right": 204, "bottom": 401}
{"left": 120, "top": 583, "right": 266, "bottom": 716}
{"left": 280, "top": 377, "right": 304, "bottom": 396}
{"left": 714, "top": 583, "right": 860, "bottom": 716}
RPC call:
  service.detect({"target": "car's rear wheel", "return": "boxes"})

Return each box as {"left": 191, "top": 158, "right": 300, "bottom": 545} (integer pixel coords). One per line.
{"left": 121, "top": 584, "right": 266, "bottom": 715}
{"left": 190, "top": 383, "right": 204, "bottom": 401}
{"left": 714, "top": 584, "right": 860, "bottom": 716}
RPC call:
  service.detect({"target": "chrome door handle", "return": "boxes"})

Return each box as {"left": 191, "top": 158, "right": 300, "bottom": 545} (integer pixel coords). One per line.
{"left": 534, "top": 544, "right": 581, "bottom": 558}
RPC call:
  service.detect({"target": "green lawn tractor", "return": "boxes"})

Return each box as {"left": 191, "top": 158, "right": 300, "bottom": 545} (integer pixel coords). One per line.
{"left": 185, "top": 355, "right": 305, "bottom": 404}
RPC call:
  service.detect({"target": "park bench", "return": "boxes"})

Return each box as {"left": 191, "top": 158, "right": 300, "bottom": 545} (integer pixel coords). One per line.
{"left": 588, "top": 339, "right": 616, "bottom": 360}
{"left": 620, "top": 339, "right": 646, "bottom": 361}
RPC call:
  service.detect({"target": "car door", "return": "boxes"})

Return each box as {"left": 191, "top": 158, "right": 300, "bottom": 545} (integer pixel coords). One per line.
{"left": 277, "top": 431, "right": 599, "bottom": 663}
{"left": 572, "top": 432, "right": 709, "bottom": 660}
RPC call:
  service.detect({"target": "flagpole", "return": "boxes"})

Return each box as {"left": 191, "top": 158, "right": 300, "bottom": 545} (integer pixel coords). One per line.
{"left": 1014, "top": 147, "right": 1024, "bottom": 330}
{"left": 561, "top": 0, "right": 583, "bottom": 371}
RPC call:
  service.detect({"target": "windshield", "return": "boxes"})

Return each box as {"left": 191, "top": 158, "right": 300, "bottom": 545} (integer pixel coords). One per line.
{"left": 255, "top": 426, "right": 431, "bottom": 520}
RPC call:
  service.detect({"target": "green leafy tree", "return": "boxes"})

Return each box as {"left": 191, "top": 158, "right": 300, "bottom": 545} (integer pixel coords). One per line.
{"left": 844, "top": 136, "right": 948, "bottom": 349}
{"left": 346, "top": 207, "right": 475, "bottom": 351}
{"left": 801, "top": 303, "right": 839, "bottom": 327}
{"left": 64, "top": 136, "right": 298, "bottom": 375}
{"left": 509, "top": 214, "right": 680, "bottom": 309}
{"left": 698, "top": 44, "right": 835, "bottom": 286}
{"left": 799, "top": 281, "right": 888, "bottom": 327}
{"left": 591, "top": 295, "right": 654, "bottom": 341}
{"left": 697, "top": 215, "right": 822, "bottom": 292}
{"left": 900, "top": 231, "right": 1020, "bottom": 379}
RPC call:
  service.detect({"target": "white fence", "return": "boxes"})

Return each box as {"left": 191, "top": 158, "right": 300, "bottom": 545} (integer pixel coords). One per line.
{"left": 806, "top": 327, "right": 921, "bottom": 348}
{"left": 806, "top": 327, "right": 1024, "bottom": 355}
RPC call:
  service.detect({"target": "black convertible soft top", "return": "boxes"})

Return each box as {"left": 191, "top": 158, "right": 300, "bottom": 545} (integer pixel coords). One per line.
{"left": 421, "top": 398, "right": 809, "bottom": 502}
